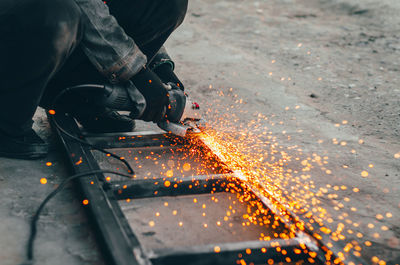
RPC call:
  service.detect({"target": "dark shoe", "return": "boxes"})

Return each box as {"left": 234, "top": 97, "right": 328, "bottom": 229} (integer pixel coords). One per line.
{"left": 73, "top": 107, "right": 135, "bottom": 133}
{"left": 0, "top": 129, "right": 48, "bottom": 159}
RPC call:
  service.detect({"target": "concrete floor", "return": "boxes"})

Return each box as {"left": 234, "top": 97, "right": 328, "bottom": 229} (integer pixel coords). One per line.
{"left": 1, "top": 0, "right": 399, "bottom": 264}
{"left": 0, "top": 109, "right": 104, "bottom": 265}
{"left": 167, "top": 0, "right": 400, "bottom": 264}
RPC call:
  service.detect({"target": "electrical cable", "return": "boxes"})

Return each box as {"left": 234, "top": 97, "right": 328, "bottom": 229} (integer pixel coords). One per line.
{"left": 20, "top": 84, "right": 138, "bottom": 264}
{"left": 49, "top": 84, "right": 134, "bottom": 174}
{"left": 20, "top": 170, "right": 135, "bottom": 265}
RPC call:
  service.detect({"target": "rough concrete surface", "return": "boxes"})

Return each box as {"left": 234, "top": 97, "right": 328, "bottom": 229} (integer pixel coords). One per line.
{"left": 0, "top": 0, "right": 399, "bottom": 264}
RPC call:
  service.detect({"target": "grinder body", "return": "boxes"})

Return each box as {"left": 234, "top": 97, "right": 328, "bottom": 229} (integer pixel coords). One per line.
{"left": 92, "top": 81, "right": 203, "bottom": 137}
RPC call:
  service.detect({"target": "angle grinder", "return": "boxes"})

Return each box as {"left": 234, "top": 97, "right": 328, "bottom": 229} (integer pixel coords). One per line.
{"left": 91, "top": 81, "right": 204, "bottom": 137}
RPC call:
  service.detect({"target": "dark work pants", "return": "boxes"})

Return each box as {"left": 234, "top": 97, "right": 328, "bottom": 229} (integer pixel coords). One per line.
{"left": 0, "top": 0, "right": 188, "bottom": 136}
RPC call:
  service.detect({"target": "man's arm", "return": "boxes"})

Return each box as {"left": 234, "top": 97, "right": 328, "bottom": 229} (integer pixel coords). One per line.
{"left": 74, "top": 0, "right": 147, "bottom": 83}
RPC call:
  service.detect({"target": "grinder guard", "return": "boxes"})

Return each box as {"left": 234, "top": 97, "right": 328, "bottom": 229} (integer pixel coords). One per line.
{"left": 157, "top": 84, "right": 203, "bottom": 137}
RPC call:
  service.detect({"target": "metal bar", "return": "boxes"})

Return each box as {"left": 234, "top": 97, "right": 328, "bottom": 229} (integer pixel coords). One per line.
{"left": 149, "top": 238, "right": 312, "bottom": 265}
{"left": 110, "top": 174, "right": 232, "bottom": 199}
{"left": 50, "top": 113, "right": 151, "bottom": 265}
{"left": 84, "top": 131, "right": 184, "bottom": 149}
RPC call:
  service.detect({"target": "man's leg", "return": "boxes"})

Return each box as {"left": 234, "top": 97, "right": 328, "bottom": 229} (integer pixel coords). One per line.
{"left": 39, "top": 45, "right": 137, "bottom": 134}
{"left": 0, "top": 0, "right": 82, "bottom": 158}
{"left": 39, "top": 0, "right": 188, "bottom": 133}
{"left": 108, "top": 0, "right": 188, "bottom": 60}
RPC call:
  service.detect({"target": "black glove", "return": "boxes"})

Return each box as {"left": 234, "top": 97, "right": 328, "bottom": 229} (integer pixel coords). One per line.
{"left": 149, "top": 52, "right": 184, "bottom": 91}
{"left": 130, "top": 67, "right": 168, "bottom": 122}
{"left": 152, "top": 62, "right": 184, "bottom": 91}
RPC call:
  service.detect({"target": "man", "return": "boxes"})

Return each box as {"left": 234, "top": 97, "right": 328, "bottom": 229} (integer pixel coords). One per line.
{"left": 0, "top": 0, "right": 188, "bottom": 159}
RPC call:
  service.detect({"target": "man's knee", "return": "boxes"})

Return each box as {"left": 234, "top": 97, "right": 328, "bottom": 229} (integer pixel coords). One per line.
{"left": 25, "top": 0, "right": 82, "bottom": 49}
{"left": 36, "top": 0, "right": 81, "bottom": 44}
{"left": 0, "top": 0, "right": 82, "bottom": 80}
{"left": 167, "top": 0, "right": 189, "bottom": 28}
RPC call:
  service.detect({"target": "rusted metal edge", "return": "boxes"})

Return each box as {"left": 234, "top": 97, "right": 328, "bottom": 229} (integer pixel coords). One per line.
{"left": 109, "top": 174, "right": 232, "bottom": 199}
{"left": 149, "top": 238, "right": 311, "bottom": 265}
{"left": 85, "top": 131, "right": 184, "bottom": 149}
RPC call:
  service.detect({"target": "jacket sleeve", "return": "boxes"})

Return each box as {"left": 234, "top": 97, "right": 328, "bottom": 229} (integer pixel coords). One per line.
{"left": 74, "top": 0, "right": 147, "bottom": 83}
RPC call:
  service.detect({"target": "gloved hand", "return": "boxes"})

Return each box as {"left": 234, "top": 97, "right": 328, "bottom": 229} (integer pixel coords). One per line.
{"left": 152, "top": 62, "right": 184, "bottom": 91}
{"left": 130, "top": 67, "right": 168, "bottom": 122}
{"left": 149, "top": 51, "right": 184, "bottom": 91}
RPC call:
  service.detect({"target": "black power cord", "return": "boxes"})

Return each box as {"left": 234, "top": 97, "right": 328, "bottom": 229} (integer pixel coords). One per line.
{"left": 49, "top": 85, "right": 134, "bottom": 174}
{"left": 20, "top": 170, "right": 135, "bottom": 265}
{"left": 20, "top": 84, "right": 137, "bottom": 264}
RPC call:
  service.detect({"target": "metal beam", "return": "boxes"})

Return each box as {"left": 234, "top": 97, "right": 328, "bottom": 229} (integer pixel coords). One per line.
{"left": 110, "top": 174, "right": 232, "bottom": 199}
{"left": 149, "top": 238, "right": 312, "bottom": 265}
{"left": 50, "top": 113, "right": 151, "bottom": 265}
{"left": 84, "top": 131, "right": 184, "bottom": 149}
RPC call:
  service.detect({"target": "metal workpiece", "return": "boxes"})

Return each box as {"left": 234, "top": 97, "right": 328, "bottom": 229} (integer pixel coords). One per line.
{"left": 84, "top": 130, "right": 183, "bottom": 149}
{"left": 50, "top": 113, "right": 151, "bottom": 265}
{"left": 110, "top": 174, "right": 231, "bottom": 199}
{"left": 51, "top": 113, "right": 365, "bottom": 265}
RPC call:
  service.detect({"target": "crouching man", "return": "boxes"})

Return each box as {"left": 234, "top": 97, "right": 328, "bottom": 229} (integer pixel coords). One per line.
{"left": 0, "top": 0, "right": 188, "bottom": 159}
